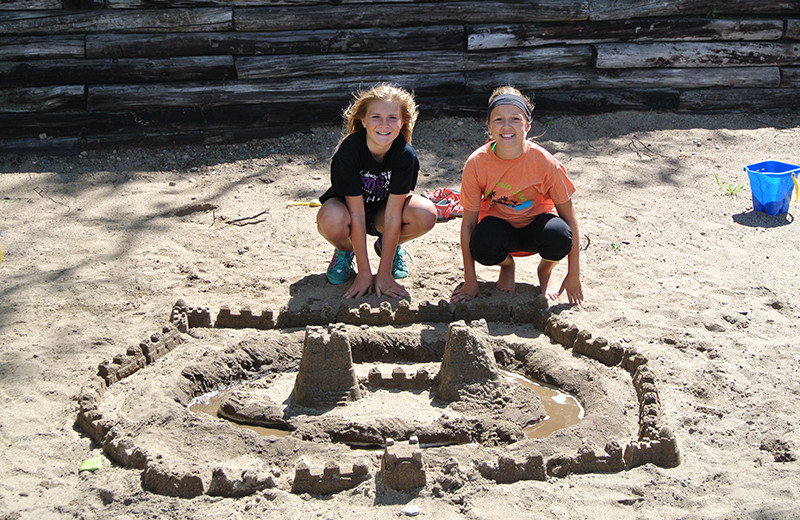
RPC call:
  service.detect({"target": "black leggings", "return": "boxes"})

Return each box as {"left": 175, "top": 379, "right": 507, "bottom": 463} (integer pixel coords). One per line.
{"left": 470, "top": 214, "right": 572, "bottom": 266}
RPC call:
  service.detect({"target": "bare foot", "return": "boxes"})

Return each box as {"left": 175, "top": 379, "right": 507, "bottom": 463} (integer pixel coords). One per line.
{"left": 537, "top": 259, "right": 560, "bottom": 300}
{"left": 496, "top": 256, "right": 516, "bottom": 294}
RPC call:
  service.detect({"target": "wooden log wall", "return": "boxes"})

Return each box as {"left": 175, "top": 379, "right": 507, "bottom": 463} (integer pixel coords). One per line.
{"left": 1, "top": 0, "right": 799, "bottom": 154}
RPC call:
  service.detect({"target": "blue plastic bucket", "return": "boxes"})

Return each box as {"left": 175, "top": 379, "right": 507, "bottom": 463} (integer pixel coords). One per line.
{"left": 744, "top": 161, "right": 800, "bottom": 216}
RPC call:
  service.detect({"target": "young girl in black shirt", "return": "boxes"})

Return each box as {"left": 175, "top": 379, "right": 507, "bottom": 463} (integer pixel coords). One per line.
{"left": 317, "top": 84, "right": 437, "bottom": 299}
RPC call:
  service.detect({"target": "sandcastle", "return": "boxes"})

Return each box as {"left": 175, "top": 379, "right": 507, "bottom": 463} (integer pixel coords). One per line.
{"left": 76, "top": 297, "right": 680, "bottom": 499}
{"left": 193, "top": 319, "right": 544, "bottom": 448}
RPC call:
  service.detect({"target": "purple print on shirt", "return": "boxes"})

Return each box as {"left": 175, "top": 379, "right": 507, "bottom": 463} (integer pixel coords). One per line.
{"left": 361, "top": 170, "right": 391, "bottom": 204}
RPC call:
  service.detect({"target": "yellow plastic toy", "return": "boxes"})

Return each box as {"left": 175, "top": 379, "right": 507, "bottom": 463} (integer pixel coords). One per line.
{"left": 286, "top": 199, "right": 321, "bottom": 207}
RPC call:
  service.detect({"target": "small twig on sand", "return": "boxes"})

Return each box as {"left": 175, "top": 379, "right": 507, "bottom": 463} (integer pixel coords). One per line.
{"left": 227, "top": 210, "right": 269, "bottom": 226}
{"left": 34, "top": 187, "right": 71, "bottom": 210}
{"left": 628, "top": 135, "right": 665, "bottom": 159}
{"left": 581, "top": 233, "right": 591, "bottom": 251}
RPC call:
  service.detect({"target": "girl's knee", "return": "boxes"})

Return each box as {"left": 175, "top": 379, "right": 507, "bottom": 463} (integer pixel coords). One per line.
{"left": 470, "top": 217, "right": 511, "bottom": 265}
{"left": 418, "top": 200, "right": 437, "bottom": 232}
{"left": 470, "top": 237, "right": 507, "bottom": 266}
{"left": 317, "top": 201, "right": 350, "bottom": 236}
{"left": 470, "top": 244, "right": 506, "bottom": 266}
{"left": 406, "top": 195, "right": 437, "bottom": 232}
{"left": 541, "top": 234, "right": 572, "bottom": 261}
{"left": 538, "top": 217, "right": 572, "bottom": 260}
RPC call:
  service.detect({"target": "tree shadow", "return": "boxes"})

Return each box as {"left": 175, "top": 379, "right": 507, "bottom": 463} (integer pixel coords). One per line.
{"left": 0, "top": 166, "right": 274, "bottom": 332}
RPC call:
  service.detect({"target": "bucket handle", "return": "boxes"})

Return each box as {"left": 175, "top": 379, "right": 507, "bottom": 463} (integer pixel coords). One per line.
{"left": 793, "top": 172, "right": 800, "bottom": 207}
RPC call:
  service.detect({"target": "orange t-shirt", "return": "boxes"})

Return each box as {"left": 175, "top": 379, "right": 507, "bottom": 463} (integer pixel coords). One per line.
{"left": 460, "top": 140, "right": 575, "bottom": 228}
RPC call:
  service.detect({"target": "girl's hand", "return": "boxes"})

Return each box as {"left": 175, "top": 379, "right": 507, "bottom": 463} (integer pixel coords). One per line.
{"left": 450, "top": 281, "right": 479, "bottom": 303}
{"left": 345, "top": 272, "right": 373, "bottom": 298}
{"left": 374, "top": 274, "right": 409, "bottom": 300}
{"left": 557, "top": 272, "right": 583, "bottom": 306}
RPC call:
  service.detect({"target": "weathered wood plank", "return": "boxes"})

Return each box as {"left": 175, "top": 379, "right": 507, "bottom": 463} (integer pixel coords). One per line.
{"left": 679, "top": 87, "right": 800, "bottom": 111}
{"left": 465, "top": 66, "right": 781, "bottom": 92}
{"left": 108, "top": 0, "right": 233, "bottom": 6}
{"left": 0, "top": 36, "right": 85, "bottom": 60}
{"left": 0, "top": 136, "right": 82, "bottom": 156}
{"left": 535, "top": 88, "right": 681, "bottom": 113}
{"left": 0, "top": 85, "right": 84, "bottom": 112}
{"left": 589, "top": 0, "right": 800, "bottom": 21}
{"left": 0, "top": 102, "right": 342, "bottom": 140}
{"left": 597, "top": 42, "right": 800, "bottom": 69}
{"left": 422, "top": 91, "right": 645, "bottom": 118}
{"left": 108, "top": 0, "right": 448, "bottom": 6}
{"left": 787, "top": 19, "right": 800, "bottom": 40}
{"left": 0, "top": 0, "right": 104, "bottom": 8}
{"left": 781, "top": 66, "right": 800, "bottom": 86}
{"left": 467, "top": 46, "right": 594, "bottom": 70}
{"left": 468, "top": 18, "right": 785, "bottom": 50}
{"left": 87, "top": 73, "right": 466, "bottom": 110}
{"left": 236, "top": 47, "right": 592, "bottom": 79}
{"left": 0, "top": 0, "right": 61, "bottom": 8}
{"left": 235, "top": 1, "right": 589, "bottom": 31}
{"left": 80, "top": 125, "right": 312, "bottom": 150}
{"left": 0, "top": 8, "right": 232, "bottom": 35}
{"left": 442, "top": 89, "right": 683, "bottom": 115}
{"left": 414, "top": 93, "right": 486, "bottom": 117}
{"left": 0, "top": 56, "right": 235, "bottom": 88}
{"left": 86, "top": 26, "right": 464, "bottom": 58}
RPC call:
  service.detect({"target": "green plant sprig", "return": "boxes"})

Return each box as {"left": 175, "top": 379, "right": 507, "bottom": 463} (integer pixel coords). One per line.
{"left": 714, "top": 173, "right": 745, "bottom": 196}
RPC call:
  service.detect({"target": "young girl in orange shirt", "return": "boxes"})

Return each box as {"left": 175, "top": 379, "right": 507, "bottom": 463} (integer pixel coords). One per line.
{"left": 451, "top": 86, "right": 583, "bottom": 306}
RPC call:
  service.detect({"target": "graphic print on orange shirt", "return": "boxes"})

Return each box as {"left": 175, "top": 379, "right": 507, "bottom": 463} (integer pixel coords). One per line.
{"left": 484, "top": 179, "right": 534, "bottom": 212}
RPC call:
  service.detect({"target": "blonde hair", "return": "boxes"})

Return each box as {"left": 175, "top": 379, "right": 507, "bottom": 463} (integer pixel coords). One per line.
{"left": 341, "top": 83, "right": 418, "bottom": 144}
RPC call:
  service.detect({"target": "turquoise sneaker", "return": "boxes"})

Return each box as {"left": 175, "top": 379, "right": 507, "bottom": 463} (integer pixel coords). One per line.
{"left": 326, "top": 249, "right": 355, "bottom": 285}
{"left": 391, "top": 247, "right": 410, "bottom": 279}
{"left": 374, "top": 236, "right": 411, "bottom": 279}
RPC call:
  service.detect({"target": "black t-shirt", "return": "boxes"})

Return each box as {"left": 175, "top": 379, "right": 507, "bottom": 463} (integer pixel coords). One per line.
{"left": 319, "top": 129, "right": 419, "bottom": 208}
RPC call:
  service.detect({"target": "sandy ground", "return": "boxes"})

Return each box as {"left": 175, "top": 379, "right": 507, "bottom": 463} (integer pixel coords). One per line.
{"left": 1, "top": 111, "right": 799, "bottom": 519}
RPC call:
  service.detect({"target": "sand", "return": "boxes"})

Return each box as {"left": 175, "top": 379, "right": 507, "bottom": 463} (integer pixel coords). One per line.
{"left": 1, "top": 111, "right": 799, "bottom": 519}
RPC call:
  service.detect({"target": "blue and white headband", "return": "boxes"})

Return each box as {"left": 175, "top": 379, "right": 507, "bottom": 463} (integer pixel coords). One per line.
{"left": 488, "top": 94, "right": 532, "bottom": 122}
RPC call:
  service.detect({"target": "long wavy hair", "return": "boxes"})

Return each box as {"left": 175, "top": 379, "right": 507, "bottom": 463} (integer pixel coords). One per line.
{"left": 341, "top": 83, "right": 419, "bottom": 144}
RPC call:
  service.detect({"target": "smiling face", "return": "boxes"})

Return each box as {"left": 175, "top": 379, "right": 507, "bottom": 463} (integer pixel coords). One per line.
{"left": 360, "top": 99, "right": 404, "bottom": 160}
{"left": 488, "top": 104, "right": 531, "bottom": 159}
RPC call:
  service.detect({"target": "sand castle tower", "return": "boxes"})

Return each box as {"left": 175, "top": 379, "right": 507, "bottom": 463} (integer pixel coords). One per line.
{"left": 438, "top": 319, "right": 502, "bottom": 401}
{"left": 292, "top": 324, "right": 362, "bottom": 408}
{"left": 438, "top": 319, "right": 546, "bottom": 427}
